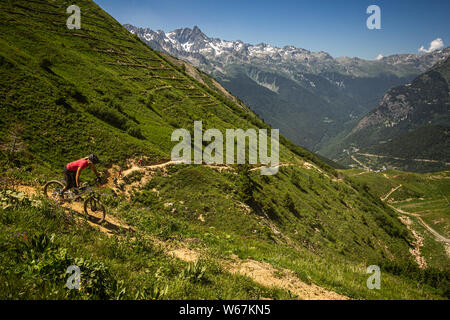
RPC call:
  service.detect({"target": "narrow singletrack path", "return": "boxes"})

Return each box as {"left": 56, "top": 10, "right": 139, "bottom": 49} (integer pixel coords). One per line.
{"left": 380, "top": 184, "right": 402, "bottom": 202}
{"left": 12, "top": 159, "right": 348, "bottom": 300}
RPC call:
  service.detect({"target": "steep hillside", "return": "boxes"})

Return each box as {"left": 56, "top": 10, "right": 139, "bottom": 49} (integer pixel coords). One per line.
{"left": 328, "top": 57, "right": 450, "bottom": 172}
{"left": 0, "top": 0, "right": 448, "bottom": 300}
{"left": 125, "top": 24, "right": 450, "bottom": 151}
{"left": 345, "top": 169, "right": 450, "bottom": 269}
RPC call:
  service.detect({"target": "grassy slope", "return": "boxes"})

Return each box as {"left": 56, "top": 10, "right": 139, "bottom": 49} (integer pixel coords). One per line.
{"left": 0, "top": 0, "right": 448, "bottom": 299}
{"left": 0, "top": 0, "right": 305, "bottom": 173}
{"left": 345, "top": 169, "right": 449, "bottom": 268}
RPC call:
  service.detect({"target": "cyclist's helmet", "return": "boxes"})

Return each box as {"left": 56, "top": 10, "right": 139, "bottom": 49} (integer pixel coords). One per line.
{"left": 88, "top": 154, "right": 99, "bottom": 164}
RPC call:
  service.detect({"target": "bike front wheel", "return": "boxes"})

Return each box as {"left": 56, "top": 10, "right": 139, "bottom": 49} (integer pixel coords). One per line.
{"left": 43, "top": 180, "right": 66, "bottom": 203}
{"left": 83, "top": 197, "right": 106, "bottom": 224}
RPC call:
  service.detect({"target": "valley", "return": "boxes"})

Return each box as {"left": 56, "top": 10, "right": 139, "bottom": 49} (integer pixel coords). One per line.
{"left": 126, "top": 24, "right": 450, "bottom": 173}
{"left": 0, "top": 0, "right": 448, "bottom": 301}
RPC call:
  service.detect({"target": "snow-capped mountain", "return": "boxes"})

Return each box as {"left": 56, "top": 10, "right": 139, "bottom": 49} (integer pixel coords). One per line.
{"left": 124, "top": 24, "right": 450, "bottom": 157}
{"left": 125, "top": 24, "right": 450, "bottom": 78}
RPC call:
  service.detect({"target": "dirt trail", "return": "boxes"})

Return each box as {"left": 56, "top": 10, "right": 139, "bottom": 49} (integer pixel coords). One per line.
{"left": 14, "top": 185, "right": 135, "bottom": 237}
{"left": 132, "top": 159, "right": 325, "bottom": 174}
{"left": 388, "top": 204, "right": 450, "bottom": 245}
{"left": 168, "top": 245, "right": 348, "bottom": 300}
{"left": 389, "top": 204, "right": 450, "bottom": 261}
{"left": 379, "top": 176, "right": 450, "bottom": 258}
{"left": 248, "top": 161, "right": 332, "bottom": 179}
{"left": 120, "top": 160, "right": 320, "bottom": 176}
{"left": 65, "top": 201, "right": 135, "bottom": 237}
{"left": 398, "top": 216, "right": 427, "bottom": 268}
{"left": 348, "top": 171, "right": 371, "bottom": 177}
{"left": 350, "top": 154, "right": 370, "bottom": 171}
{"left": 357, "top": 152, "right": 450, "bottom": 166}
{"left": 120, "top": 160, "right": 183, "bottom": 177}
{"left": 110, "top": 159, "right": 332, "bottom": 197}
{"left": 249, "top": 163, "right": 295, "bottom": 172}
{"left": 380, "top": 184, "right": 402, "bottom": 202}
{"left": 226, "top": 258, "right": 348, "bottom": 300}
{"left": 11, "top": 159, "right": 347, "bottom": 300}
{"left": 15, "top": 185, "right": 38, "bottom": 197}
{"left": 381, "top": 183, "right": 450, "bottom": 262}
{"left": 137, "top": 234, "right": 347, "bottom": 300}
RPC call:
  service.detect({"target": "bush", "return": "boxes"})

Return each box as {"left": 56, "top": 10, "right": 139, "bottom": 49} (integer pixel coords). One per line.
{"left": 39, "top": 58, "right": 52, "bottom": 70}
{"left": 180, "top": 261, "right": 207, "bottom": 283}
{"left": 131, "top": 190, "right": 159, "bottom": 207}
{"left": 379, "top": 260, "right": 450, "bottom": 298}
{"left": 87, "top": 105, "right": 127, "bottom": 129}
{"left": 87, "top": 105, "right": 144, "bottom": 139}
{"left": 1, "top": 232, "right": 123, "bottom": 299}
{"left": 123, "top": 170, "right": 144, "bottom": 184}
{"left": 236, "top": 164, "right": 256, "bottom": 205}
{"left": 127, "top": 126, "right": 144, "bottom": 139}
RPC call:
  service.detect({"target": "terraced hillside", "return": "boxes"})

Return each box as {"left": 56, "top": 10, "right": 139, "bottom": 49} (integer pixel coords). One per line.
{"left": 345, "top": 169, "right": 450, "bottom": 269}
{"left": 0, "top": 0, "right": 448, "bottom": 299}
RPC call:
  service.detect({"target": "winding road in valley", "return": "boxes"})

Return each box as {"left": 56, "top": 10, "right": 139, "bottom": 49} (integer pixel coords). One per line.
{"left": 356, "top": 153, "right": 450, "bottom": 166}
{"left": 380, "top": 186, "right": 450, "bottom": 244}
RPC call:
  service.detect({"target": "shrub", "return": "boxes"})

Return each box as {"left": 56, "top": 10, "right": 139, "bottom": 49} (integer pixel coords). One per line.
{"left": 379, "top": 260, "right": 450, "bottom": 298}
{"left": 39, "top": 58, "right": 52, "bottom": 70}
{"left": 3, "top": 232, "right": 122, "bottom": 299}
{"left": 70, "top": 89, "right": 88, "bottom": 104}
{"left": 180, "top": 261, "right": 207, "bottom": 283}
{"left": 236, "top": 164, "right": 257, "bottom": 205}
{"left": 127, "top": 126, "right": 144, "bottom": 139}
{"left": 87, "top": 105, "right": 128, "bottom": 130}
{"left": 123, "top": 170, "right": 144, "bottom": 184}
{"left": 87, "top": 105, "right": 144, "bottom": 139}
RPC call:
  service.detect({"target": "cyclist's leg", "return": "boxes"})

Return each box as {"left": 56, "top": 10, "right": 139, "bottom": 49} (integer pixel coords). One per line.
{"left": 60, "top": 167, "right": 74, "bottom": 195}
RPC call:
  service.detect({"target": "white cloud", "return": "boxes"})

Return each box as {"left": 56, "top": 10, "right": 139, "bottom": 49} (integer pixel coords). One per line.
{"left": 418, "top": 38, "right": 444, "bottom": 53}
{"left": 375, "top": 54, "right": 384, "bottom": 60}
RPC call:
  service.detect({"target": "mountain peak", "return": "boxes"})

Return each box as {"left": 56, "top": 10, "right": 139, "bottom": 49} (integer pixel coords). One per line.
{"left": 168, "top": 25, "right": 208, "bottom": 44}
{"left": 124, "top": 24, "right": 450, "bottom": 78}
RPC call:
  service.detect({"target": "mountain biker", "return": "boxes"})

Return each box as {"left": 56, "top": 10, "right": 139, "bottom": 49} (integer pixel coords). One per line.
{"left": 59, "top": 154, "right": 100, "bottom": 196}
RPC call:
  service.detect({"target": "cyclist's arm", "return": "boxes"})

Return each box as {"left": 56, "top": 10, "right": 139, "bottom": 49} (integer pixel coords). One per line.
{"left": 90, "top": 163, "right": 100, "bottom": 178}
{"left": 75, "top": 167, "right": 82, "bottom": 187}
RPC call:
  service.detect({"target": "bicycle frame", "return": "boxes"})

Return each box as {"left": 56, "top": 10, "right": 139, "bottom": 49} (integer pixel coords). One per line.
{"left": 61, "top": 182, "right": 99, "bottom": 203}
{"left": 44, "top": 179, "right": 107, "bottom": 224}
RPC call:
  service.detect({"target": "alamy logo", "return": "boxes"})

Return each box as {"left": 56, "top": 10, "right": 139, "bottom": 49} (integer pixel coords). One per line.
{"left": 366, "top": 265, "right": 381, "bottom": 289}
{"left": 366, "top": 5, "right": 381, "bottom": 30}
{"left": 66, "top": 5, "right": 81, "bottom": 30}
{"left": 171, "top": 121, "right": 279, "bottom": 175}
{"left": 66, "top": 265, "right": 81, "bottom": 290}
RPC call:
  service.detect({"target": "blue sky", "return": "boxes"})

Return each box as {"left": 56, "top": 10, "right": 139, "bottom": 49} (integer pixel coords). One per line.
{"left": 94, "top": 0, "right": 449, "bottom": 60}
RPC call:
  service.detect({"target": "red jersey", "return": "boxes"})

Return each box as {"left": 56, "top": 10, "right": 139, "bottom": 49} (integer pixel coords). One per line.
{"left": 66, "top": 159, "right": 89, "bottom": 172}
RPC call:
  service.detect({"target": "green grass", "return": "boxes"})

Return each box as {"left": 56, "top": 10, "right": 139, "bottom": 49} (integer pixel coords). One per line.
{"left": 0, "top": 0, "right": 329, "bottom": 176}
{"left": 345, "top": 169, "right": 450, "bottom": 270}
{"left": 0, "top": 193, "right": 296, "bottom": 300}
{"left": 0, "top": 0, "right": 448, "bottom": 300}
{"left": 110, "top": 164, "right": 448, "bottom": 299}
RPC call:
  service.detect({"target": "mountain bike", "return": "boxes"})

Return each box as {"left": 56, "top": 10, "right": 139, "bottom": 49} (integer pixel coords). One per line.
{"left": 43, "top": 179, "right": 106, "bottom": 224}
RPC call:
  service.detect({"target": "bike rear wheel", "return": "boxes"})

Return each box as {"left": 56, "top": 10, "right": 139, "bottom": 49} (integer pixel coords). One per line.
{"left": 43, "top": 180, "right": 66, "bottom": 203}
{"left": 83, "top": 197, "right": 106, "bottom": 224}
